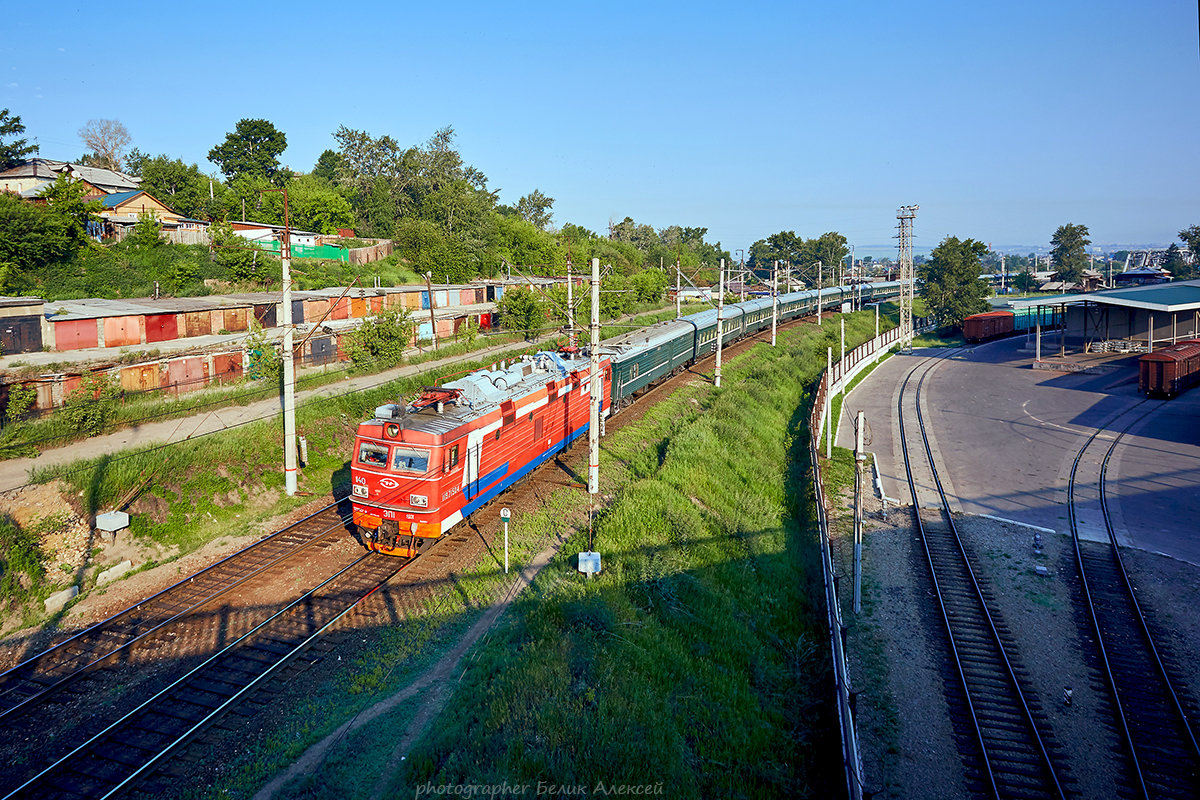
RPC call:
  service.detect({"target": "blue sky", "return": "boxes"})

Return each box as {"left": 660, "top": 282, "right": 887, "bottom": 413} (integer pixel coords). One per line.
{"left": 3, "top": 0, "right": 1197, "bottom": 257}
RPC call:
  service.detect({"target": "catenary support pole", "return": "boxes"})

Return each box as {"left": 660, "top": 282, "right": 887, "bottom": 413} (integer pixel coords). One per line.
{"left": 771, "top": 261, "right": 778, "bottom": 346}
{"left": 840, "top": 316, "right": 846, "bottom": 405}
{"left": 853, "top": 410, "right": 865, "bottom": 614}
{"left": 826, "top": 346, "right": 833, "bottom": 459}
{"left": 817, "top": 261, "right": 823, "bottom": 326}
{"left": 588, "top": 257, "right": 601, "bottom": 496}
{"left": 566, "top": 260, "right": 575, "bottom": 348}
{"left": 425, "top": 272, "right": 439, "bottom": 349}
{"left": 281, "top": 198, "right": 298, "bottom": 496}
{"left": 716, "top": 259, "right": 725, "bottom": 387}
{"left": 675, "top": 261, "right": 681, "bottom": 319}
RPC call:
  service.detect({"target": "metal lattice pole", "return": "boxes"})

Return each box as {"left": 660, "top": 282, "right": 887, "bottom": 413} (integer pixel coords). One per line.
{"left": 897, "top": 205, "right": 919, "bottom": 352}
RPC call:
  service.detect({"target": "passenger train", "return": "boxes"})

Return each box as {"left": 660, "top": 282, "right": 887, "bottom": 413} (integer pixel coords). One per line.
{"left": 350, "top": 281, "right": 902, "bottom": 555}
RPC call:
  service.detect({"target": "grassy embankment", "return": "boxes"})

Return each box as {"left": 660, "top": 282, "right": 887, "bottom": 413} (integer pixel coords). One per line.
{"left": 229, "top": 310, "right": 884, "bottom": 800}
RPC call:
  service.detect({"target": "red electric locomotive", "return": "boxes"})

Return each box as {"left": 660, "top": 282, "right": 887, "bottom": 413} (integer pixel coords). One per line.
{"left": 350, "top": 350, "right": 611, "bottom": 556}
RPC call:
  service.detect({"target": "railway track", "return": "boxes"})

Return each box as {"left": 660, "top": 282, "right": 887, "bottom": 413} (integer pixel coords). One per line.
{"left": 0, "top": 499, "right": 353, "bottom": 723}
{"left": 1, "top": 547, "right": 413, "bottom": 800}
{"left": 1067, "top": 399, "right": 1200, "bottom": 799}
{"left": 897, "top": 352, "right": 1065, "bottom": 800}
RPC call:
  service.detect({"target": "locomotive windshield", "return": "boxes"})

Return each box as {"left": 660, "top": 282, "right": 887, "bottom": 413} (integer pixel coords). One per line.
{"left": 392, "top": 446, "right": 430, "bottom": 473}
{"left": 357, "top": 441, "right": 389, "bottom": 467}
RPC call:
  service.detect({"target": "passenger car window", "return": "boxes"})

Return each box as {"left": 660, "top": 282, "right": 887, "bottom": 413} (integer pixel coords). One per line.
{"left": 357, "top": 441, "right": 388, "bottom": 467}
{"left": 392, "top": 446, "right": 429, "bottom": 473}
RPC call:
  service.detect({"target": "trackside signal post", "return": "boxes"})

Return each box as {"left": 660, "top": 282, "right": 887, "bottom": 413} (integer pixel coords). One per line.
{"left": 501, "top": 507, "right": 510, "bottom": 573}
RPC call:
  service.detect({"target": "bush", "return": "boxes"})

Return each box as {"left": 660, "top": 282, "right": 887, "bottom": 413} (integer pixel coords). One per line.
{"left": 343, "top": 308, "right": 414, "bottom": 369}
{"left": 4, "top": 382, "right": 36, "bottom": 422}
{"left": 63, "top": 372, "right": 121, "bottom": 436}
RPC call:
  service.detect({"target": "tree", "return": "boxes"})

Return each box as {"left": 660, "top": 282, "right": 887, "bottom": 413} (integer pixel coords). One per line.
{"left": 0, "top": 192, "right": 74, "bottom": 291}
{"left": 209, "top": 218, "right": 275, "bottom": 284}
{"left": 1013, "top": 269, "right": 1039, "bottom": 294}
{"left": 1161, "top": 242, "right": 1186, "bottom": 279}
{"left": 0, "top": 108, "right": 38, "bottom": 170}
{"left": 1050, "top": 223, "right": 1091, "bottom": 286}
{"left": 497, "top": 288, "right": 547, "bottom": 340}
{"left": 208, "top": 119, "right": 288, "bottom": 183}
{"left": 515, "top": 189, "right": 554, "bottom": 230}
{"left": 343, "top": 308, "right": 414, "bottom": 369}
{"left": 127, "top": 213, "right": 165, "bottom": 249}
{"left": 311, "top": 149, "right": 347, "bottom": 182}
{"left": 136, "top": 154, "right": 226, "bottom": 220}
{"left": 40, "top": 173, "right": 103, "bottom": 246}
{"left": 1176, "top": 226, "right": 1200, "bottom": 281}
{"left": 919, "top": 236, "right": 990, "bottom": 329}
{"left": 78, "top": 119, "right": 131, "bottom": 171}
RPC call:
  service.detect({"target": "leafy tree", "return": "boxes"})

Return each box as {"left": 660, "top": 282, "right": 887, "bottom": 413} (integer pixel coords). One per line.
{"left": 497, "top": 287, "right": 547, "bottom": 340}
{"left": 1161, "top": 242, "right": 1187, "bottom": 279}
{"left": 312, "top": 148, "right": 347, "bottom": 182}
{"left": 127, "top": 213, "right": 165, "bottom": 249}
{"left": 78, "top": 119, "right": 131, "bottom": 171}
{"left": 0, "top": 192, "right": 74, "bottom": 289}
{"left": 919, "top": 236, "right": 990, "bottom": 329}
{"left": 1176, "top": 226, "right": 1200, "bottom": 280}
{"left": 40, "top": 173, "right": 103, "bottom": 246}
{"left": 208, "top": 119, "right": 288, "bottom": 183}
{"left": 1013, "top": 269, "right": 1039, "bottom": 294}
{"left": 209, "top": 218, "right": 275, "bottom": 284}
{"left": 0, "top": 108, "right": 38, "bottom": 170}
{"left": 244, "top": 322, "right": 282, "bottom": 383}
{"left": 515, "top": 189, "right": 554, "bottom": 230}
{"left": 343, "top": 307, "right": 414, "bottom": 369}
{"left": 630, "top": 269, "right": 668, "bottom": 303}
{"left": 137, "top": 154, "right": 226, "bottom": 220}
{"left": 1050, "top": 223, "right": 1091, "bottom": 286}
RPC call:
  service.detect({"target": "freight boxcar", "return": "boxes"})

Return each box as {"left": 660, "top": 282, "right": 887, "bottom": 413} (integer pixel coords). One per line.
{"left": 963, "top": 310, "right": 1015, "bottom": 343}
{"left": 1139, "top": 340, "right": 1200, "bottom": 398}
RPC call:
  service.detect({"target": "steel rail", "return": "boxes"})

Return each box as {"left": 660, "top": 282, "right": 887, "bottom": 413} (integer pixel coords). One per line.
{"left": 899, "top": 351, "right": 1063, "bottom": 799}
{"left": 2, "top": 552, "right": 404, "bottom": 800}
{"left": 0, "top": 497, "right": 350, "bottom": 722}
{"left": 1068, "top": 399, "right": 1200, "bottom": 798}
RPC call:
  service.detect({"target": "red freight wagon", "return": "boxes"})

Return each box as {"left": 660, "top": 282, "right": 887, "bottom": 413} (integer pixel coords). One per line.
{"left": 963, "top": 311, "right": 1015, "bottom": 343}
{"left": 1139, "top": 339, "right": 1200, "bottom": 398}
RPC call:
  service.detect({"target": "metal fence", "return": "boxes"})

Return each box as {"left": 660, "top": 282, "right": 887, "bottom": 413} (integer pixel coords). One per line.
{"left": 809, "top": 323, "right": 915, "bottom": 800}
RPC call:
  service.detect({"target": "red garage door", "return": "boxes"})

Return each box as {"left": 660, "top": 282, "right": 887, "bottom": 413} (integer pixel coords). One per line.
{"left": 166, "top": 357, "right": 206, "bottom": 394}
{"left": 212, "top": 353, "right": 243, "bottom": 383}
{"left": 104, "top": 316, "right": 141, "bottom": 348}
{"left": 55, "top": 319, "right": 98, "bottom": 351}
{"left": 145, "top": 314, "right": 178, "bottom": 343}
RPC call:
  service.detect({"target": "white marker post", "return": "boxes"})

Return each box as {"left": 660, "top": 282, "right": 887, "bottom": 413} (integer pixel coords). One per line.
{"left": 716, "top": 259, "right": 724, "bottom": 388}
{"left": 500, "top": 507, "right": 510, "bottom": 573}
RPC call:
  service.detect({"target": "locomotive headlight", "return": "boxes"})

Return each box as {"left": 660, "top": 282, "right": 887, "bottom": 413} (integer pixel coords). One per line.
{"left": 352, "top": 485, "right": 368, "bottom": 498}
{"left": 409, "top": 494, "right": 428, "bottom": 508}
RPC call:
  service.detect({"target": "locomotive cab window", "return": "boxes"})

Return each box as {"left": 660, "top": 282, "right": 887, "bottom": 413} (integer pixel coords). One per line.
{"left": 357, "top": 441, "right": 389, "bottom": 467}
{"left": 392, "top": 446, "right": 430, "bottom": 473}
{"left": 447, "top": 444, "right": 460, "bottom": 469}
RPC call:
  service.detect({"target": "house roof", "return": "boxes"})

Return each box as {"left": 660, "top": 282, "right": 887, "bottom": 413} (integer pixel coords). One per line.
{"left": 0, "top": 159, "right": 139, "bottom": 192}
{"left": 1010, "top": 279, "right": 1200, "bottom": 313}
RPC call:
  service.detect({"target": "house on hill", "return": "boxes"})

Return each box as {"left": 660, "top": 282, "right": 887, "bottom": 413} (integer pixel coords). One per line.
{"left": 0, "top": 158, "right": 140, "bottom": 197}
{"left": 96, "top": 190, "right": 209, "bottom": 243}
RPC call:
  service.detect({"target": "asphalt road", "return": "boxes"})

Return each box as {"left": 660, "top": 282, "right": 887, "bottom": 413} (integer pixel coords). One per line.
{"left": 837, "top": 336, "right": 1200, "bottom": 565}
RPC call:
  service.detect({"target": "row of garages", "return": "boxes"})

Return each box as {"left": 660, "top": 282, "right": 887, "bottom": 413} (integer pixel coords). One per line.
{"left": 2, "top": 303, "right": 500, "bottom": 418}
{"left": 0, "top": 280, "right": 543, "bottom": 356}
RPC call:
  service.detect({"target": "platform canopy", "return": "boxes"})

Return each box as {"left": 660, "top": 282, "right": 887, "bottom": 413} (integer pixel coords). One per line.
{"left": 1008, "top": 279, "right": 1200, "bottom": 313}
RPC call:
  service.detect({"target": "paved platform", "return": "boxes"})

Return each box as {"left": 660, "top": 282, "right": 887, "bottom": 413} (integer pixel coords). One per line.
{"left": 837, "top": 337, "right": 1200, "bottom": 565}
